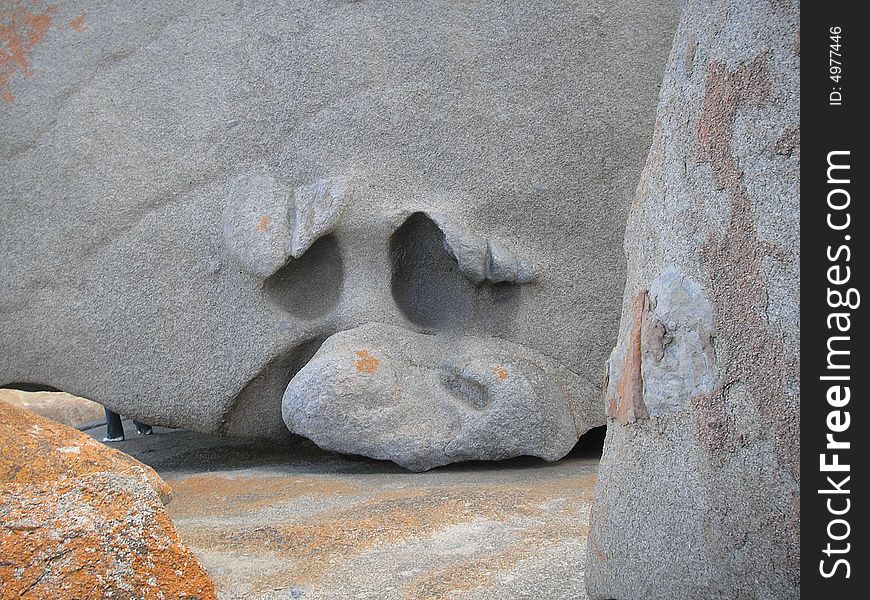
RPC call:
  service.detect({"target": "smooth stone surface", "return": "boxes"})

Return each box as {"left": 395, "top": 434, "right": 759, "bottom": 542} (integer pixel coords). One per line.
{"left": 92, "top": 426, "right": 602, "bottom": 600}
{"left": 0, "top": 387, "right": 105, "bottom": 427}
{"left": 1, "top": 1, "right": 679, "bottom": 448}
{"left": 283, "top": 323, "right": 598, "bottom": 471}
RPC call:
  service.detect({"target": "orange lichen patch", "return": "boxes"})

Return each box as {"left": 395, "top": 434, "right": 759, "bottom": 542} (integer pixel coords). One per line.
{"left": 605, "top": 291, "right": 649, "bottom": 425}
{"left": 256, "top": 214, "right": 271, "bottom": 232}
{"left": 492, "top": 366, "right": 508, "bottom": 381}
{"left": 0, "top": 473, "right": 216, "bottom": 600}
{"left": 166, "top": 474, "right": 358, "bottom": 518}
{"left": 67, "top": 12, "right": 85, "bottom": 32}
{"left": 181, "top": 475, "right": 596, "bottom": 586}
{"left": 0, "top": 399, "right": 171, "bottom": 503}
{"left": 696, "top": 53, "right": 771, "bottom": 189}
{"left": 0, "top": 2, "right": 56, "bottom": 103}
{"left": 352, "top": 350, "right": 379, "bottom": 374}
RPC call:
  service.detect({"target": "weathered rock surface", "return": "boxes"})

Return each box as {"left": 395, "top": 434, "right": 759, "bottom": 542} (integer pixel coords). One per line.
{"left": 0, "top": 398, "right": 169, "bottom": 500}
{"left": 0, "top": 387, "right": 104, "bottom": 427}
{"left": 586, "top": 0, "right": 800, "bottom": 597}
{"left": 107, "top": 427, "right": 600, "bottom": 600}
{"left": 0, "top": 401, "right": 216, "bottom": 599}
{"left": 283, "top": 323, "right": 598, "bottom": 471}
{"left": 0, "top": 1, "right": 678, "bottom": 457}
{"left": 0, "top": 474, "right": 216, "bottom": 600}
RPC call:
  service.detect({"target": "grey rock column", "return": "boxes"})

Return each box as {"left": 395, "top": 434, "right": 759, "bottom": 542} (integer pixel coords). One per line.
{"left": 585, "top": 0, "right": 800, "bottom": 598}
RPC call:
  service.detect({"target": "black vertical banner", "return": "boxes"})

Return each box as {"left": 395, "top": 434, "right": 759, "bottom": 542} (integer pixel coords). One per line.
{"left": 802, "top": 2, "right": 868, "bottom": 597}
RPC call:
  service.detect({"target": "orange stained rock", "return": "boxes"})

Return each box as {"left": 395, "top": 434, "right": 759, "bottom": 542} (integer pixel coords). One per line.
{"left": 0, "top": 474, "right": 216, "bottom": 600}
{"left": 67, "top": 12, "right": 85, "bottom": 32}
{"left": 492, "top": 366, "right": 509, "bottom": 380}
{"left": 257, "top": 214, "right": 271, "bottom": 232}
{"left": 353, "top": 349, "right": 379, "bottom": 374}
{"left": 0, "top": 400, "right": 215, "bottom": 599}
{"left": 696, "top": 53, "right": 771, "bottom": 190}
{"left": 0, "top": 2, "right": 56, "bottom": 103}
{"left": 0, "top": 399, "right": 171, "bottom": 502}
{"left": 606, "top": 290, "right": 650, "bottom": 425}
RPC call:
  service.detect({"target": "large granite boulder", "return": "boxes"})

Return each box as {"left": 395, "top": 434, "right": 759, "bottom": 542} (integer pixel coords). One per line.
{"left": 0, "top": 1, "right": 678, "bottom": 464}
{"left": 586, "top": 0, "right": 800, "bottom": 597}
{"left": 283, "top": 323, "right": 599, "bottom": 471}
{"left": 0, "top": 400, "right": 216, "bottom": 599}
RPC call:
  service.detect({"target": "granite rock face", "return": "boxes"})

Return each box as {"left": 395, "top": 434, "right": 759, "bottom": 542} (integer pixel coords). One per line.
{"left": 0, "top": 1, "right": 678, "bottom": 463}
{"left": 0, "top": 401, "right": 216, "bottom": 599}
{"left": 283, "top": 323, "right": 598, "bottom": 471}
{"left": 586, "top": 0, "right": 800, "bottom": 597}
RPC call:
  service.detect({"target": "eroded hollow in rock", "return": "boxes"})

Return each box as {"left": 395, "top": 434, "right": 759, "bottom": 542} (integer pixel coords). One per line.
{"left": 390, "top": 212, "right": 520, "bottom": 331}
{"left": 221, "top": 336, "right": 328, "bottom": 440}
{"left": 390, "top": 212, "right": 477, "bottom": 329}
{"left": 569, "top": 425, "right": 606, "bottom": 458}
{"left": 440, "top": 370, "right": 490, "bottom": 410}
{"left": 264, "top": 234, "right": 343, "bottom": 320}
{"left": 1, "top": 382, "right": 64, "bottom": 392}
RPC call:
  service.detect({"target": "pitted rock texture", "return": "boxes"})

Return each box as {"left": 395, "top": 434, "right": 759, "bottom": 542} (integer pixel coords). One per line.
{"left": 283, "top": 323, "right": 597, "bottom": 471}
{"left": 0, "top": 399, "right": 170, "bottom": 502}
{"left": 0, "top": 401, "right": 215, "bottom": 599}
{"left": 586, "top": 0, "right": 800, "bottom": 598}
{"left": 0, "top": 474, "right": 216, "bottom": 600}
{"left": 0, "top": 1, "right": 678, "bottom": 449}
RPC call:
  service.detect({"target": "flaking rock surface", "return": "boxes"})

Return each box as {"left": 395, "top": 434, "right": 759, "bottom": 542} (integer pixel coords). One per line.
{"left": 586, "top": 0, "right": 800, "bottom": 597}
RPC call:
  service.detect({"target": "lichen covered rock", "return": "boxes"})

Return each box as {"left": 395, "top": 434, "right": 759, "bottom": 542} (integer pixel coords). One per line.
{"left": 0, "top": 400, "right": 216, "bottom": 599}
{"left": 0, "top": 399, "right": 169, "bottom": 502}
{"left": 0, "top": 474, "right": 216, "bottom": 600}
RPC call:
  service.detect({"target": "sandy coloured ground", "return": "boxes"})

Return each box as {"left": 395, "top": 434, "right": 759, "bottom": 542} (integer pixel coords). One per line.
{"left": 89, "top": 421, "right": 599, "bottom": 600}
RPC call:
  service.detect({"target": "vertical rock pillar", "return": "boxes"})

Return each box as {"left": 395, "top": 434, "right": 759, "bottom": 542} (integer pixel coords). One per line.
{"left": 586, "top": 0, "right": 799, "bottom": 597}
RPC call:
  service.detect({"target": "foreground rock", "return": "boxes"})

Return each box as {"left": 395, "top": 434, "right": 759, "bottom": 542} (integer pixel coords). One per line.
{"left": 0, "top": 398, "right": 169, "bottom": 500}
{"left": 1, "top": 1, "right": 678, "bottom": 451}
{"left": 586, "top": 0, "right": 799, "bottom": 598}
{"left": 0, "top": 401, "right": 216, "bottom": 599}
{"left": 1, "top": 475, "right": 217, "bottom": 600}
{"left": 0, "top": 387, "right": 104, "bottom": 427}
{"left": 283, "top": 323, "right": 598, "bottom": 470}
